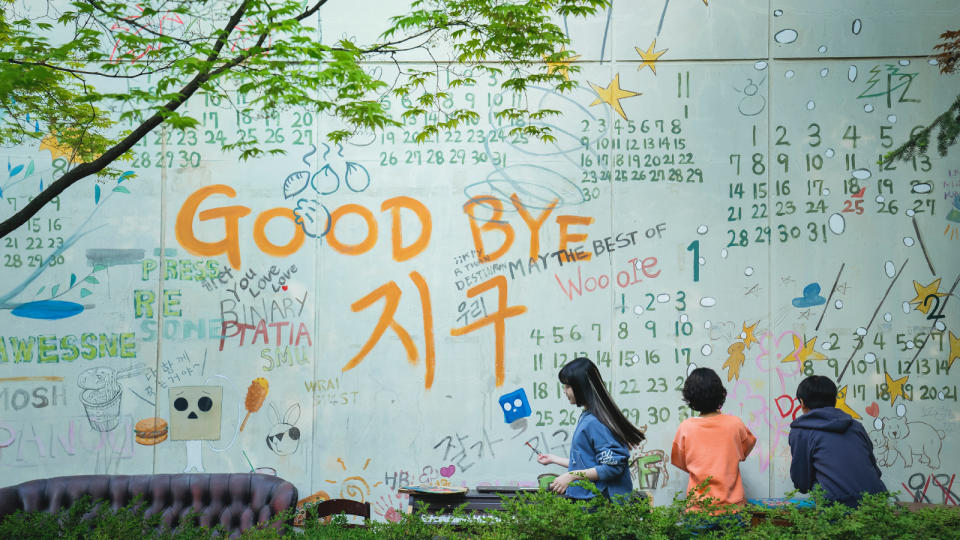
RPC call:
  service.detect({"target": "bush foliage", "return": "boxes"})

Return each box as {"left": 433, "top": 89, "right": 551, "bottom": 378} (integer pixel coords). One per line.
{"left": 1, "top": 486, "right": 958, "bottom": 539}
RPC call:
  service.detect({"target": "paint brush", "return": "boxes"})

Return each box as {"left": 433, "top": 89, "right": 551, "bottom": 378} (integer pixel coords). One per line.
{"left": 525, "top": 441, "right": 540, "bottom": 456}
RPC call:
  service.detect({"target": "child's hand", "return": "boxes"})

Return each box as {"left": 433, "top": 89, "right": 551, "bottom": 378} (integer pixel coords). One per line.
{"left": 549, "top": 473, "right": 574, "bottom": 494}
{"left": 537, "top": 453, "right": 556, "bottom": 465}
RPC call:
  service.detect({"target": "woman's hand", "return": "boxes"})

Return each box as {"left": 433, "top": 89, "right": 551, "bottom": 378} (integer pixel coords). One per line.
{"left": 537, "top": 453, "right": 558, "bottom": 465}
{"left": 549, "top": 472, "right": 576, "bottom": 494}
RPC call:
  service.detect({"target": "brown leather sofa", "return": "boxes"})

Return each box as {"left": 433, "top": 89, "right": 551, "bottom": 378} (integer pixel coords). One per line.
{"left": 0, "top": 473, "right": 298, "bottom": 537}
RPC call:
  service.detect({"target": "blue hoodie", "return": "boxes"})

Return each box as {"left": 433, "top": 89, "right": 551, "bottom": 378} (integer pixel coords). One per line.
{"left": 566, "top": 411, "right": 632, "bottom": 500}
{"left": 789, "top": 407, "right": 886, "bottom": 506}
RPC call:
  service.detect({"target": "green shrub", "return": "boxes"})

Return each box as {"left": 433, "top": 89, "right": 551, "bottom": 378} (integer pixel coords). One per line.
{"left": 740, "top": 488, "right": 960, "bottom": 540}
{"left": 1, "top": 485, "right": 958, "bottom": 539}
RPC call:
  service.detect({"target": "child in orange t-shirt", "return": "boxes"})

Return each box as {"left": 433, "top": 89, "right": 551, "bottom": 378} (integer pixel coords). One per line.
{"left": 671, "top": 367, "right": 757, "bottom": 508}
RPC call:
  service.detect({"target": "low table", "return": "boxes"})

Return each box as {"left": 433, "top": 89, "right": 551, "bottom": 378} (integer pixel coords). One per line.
{"left": 405, "top": 486, "right": 539, "bottom": 514}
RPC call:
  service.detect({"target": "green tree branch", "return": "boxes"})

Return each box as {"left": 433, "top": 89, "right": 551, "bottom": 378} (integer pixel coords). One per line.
{"left": 883, "top": 28, "right": 960, "bottom": 165}
{"left": 0, "top": 0, "right": 607, "bottom": 238}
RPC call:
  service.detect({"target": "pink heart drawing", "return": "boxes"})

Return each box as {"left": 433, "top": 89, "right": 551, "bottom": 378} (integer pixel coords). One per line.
{"left": 866, "top": 402, "right": 879, "bottom": 418}
{"left": 439, "top": 465, "right": 456, "bottom": 478}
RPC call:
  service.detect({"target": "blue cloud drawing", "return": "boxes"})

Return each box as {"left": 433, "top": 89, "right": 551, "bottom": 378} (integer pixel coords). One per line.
{"left": 792, "top": 283, "right": 826, "bottom": 308}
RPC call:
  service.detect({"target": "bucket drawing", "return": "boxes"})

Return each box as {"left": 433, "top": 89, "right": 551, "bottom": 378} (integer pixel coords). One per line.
{"left": 80, "top": 386, "right": 122, "bottom": 432}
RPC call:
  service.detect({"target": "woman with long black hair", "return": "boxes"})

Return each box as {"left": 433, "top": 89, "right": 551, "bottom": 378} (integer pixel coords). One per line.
{"left": 537, "top": 357, "right": 646, "bottom": 501}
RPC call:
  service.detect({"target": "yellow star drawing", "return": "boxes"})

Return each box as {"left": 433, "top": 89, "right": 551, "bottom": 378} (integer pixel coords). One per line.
{"left": 835, "top": 385, "right": 862, "bottom": 420}
{"left": 544, "top": 46, "right": 581, "bottom": 81}
{"left": 634, "top": 39, "right": 667, "bottom": 74}
{"left": 783, "top": 334, "right": 827, "bottom": 363}
{"left": 908, "top": 278, "right": 947, "bottom": 314}
{"left": 723, "top": 341, "right": 746, "bottom": 381}
{"left": 38, "top": 132, "right": 81, "bottom": 163}
{"left": 742, "top": 321, "right": 759, "bottom": 349}
{"left": 588, "top": 74, "right": 640, "bottom": 121}
{"left": 884, "top": 372, "right": 910, "bottom": 406}
{"left": 948, "top": 331, "right": 960, "bottom": 370}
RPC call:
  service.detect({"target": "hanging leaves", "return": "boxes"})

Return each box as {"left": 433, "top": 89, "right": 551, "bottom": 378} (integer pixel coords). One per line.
{"left": 0, "top": 0, "right": 607, "bottom": 239}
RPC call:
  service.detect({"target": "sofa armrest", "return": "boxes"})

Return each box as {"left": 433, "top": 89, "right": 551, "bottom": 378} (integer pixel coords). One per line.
{"left": 0, "top": 485, "right": 24, "bottom": 518}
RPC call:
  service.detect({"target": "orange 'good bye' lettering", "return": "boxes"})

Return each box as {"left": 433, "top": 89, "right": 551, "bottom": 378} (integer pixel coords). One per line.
{"left": 556, "top": 215, "right": 594, "bottom": 261}
{"left": 464, "top": 196, "right": 514, "bottom": 263}
{"left": 253, "top": 207, "right": 305, "bottom": 257}
{"left": 511, "top": 194, "right": 557, "bottom": 260}
{"left": 326, "top": 203, "right": 378, "bottom": 255}
{"left": 176, "top": 185, "right": 251, "bottom": 270}
{"left": 465, "top": 193, "right": 592, "bottom": 264}
{"left": 177, "top": 187, "right": 434, "bottom": 266}
{"left": 381, "top": 196, "right": 432, "bottom": 262}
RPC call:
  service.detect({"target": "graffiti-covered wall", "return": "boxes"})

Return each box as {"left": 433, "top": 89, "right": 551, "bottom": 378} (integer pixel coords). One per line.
{"left": 2, "top": 0, "right": 960, "bottom": 518}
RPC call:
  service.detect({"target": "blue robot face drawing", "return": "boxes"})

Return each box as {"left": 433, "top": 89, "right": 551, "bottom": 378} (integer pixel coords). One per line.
{"left": 499, "top": 388, "right": 532, "bottom": 423}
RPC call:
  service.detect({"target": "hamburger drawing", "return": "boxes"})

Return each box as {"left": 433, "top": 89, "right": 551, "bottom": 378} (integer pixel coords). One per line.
{"left": 134, "top": 417, "right": 168, "bottom": 445}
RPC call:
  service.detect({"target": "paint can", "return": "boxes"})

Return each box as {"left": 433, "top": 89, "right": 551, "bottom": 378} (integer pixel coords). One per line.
{"left": 537, "top": 473, "right": 557, "bottom": 491}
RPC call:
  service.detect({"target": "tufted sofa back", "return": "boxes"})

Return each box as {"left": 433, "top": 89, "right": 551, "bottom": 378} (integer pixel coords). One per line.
{"left": 0, "top": 473, "right": 298, "bottom": 537}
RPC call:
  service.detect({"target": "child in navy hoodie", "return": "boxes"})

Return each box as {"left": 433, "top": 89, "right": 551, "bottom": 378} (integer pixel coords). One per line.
{"left": 789, "top": 375, "right": 887, "bottom": 506}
